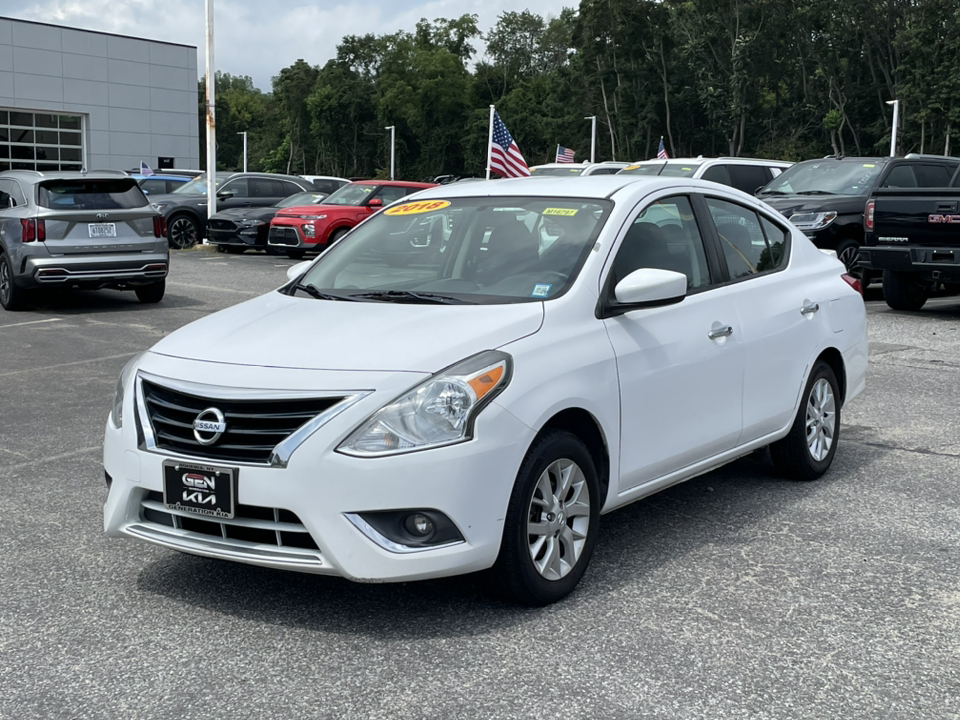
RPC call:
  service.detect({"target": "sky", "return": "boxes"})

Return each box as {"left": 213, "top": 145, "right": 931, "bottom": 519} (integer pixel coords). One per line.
{"left": 2, "top": 0, "right": 568, "bottom": 90}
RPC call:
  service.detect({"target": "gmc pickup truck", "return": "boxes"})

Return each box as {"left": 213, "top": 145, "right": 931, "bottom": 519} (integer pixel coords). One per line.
{"left": 859, "top": 173, "right": 960, "bottom": 310}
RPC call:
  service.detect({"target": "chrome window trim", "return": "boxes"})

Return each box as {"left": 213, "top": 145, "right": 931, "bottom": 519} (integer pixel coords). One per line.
{"left": 135, "top": 370, "right": 371, "bottom": 468}
{"left": 344, "top": 513, "right": 465, "bottom": 555}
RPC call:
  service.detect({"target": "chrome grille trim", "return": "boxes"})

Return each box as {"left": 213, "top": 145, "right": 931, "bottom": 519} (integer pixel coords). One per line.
{"left": 268, "top": 226, "right": 300, "bottom": 246}
{"left": 135, "top": 371, "right": 370, "bottom": 467}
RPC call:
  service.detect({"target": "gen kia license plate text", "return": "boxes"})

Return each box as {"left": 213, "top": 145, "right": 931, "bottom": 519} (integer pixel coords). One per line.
{"left": 88, "top": 223, "right": 117, "bottom": 238}
{"left": 162, "top": 460, "right": 236, "bottom": 519}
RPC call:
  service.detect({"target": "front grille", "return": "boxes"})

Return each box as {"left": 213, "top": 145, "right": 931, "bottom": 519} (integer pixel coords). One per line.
{"left": 269, "top": 226, "right": 300, "bottom": 246}
{"left": 141, "top": 491, "right": 319, "bottom": 550}
{"left": 208, "top": 218, "right": 237, "bottom": 233}
{"left": 141, "top": 380, "right": 343, "bottom": 464}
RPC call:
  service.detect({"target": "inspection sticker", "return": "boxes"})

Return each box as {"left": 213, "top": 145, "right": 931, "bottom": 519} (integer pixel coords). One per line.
{"left": 531, "top": 284, "right": 553, "bottom": 297}
{"left": 385, "top": 200, "right": 451, "bottom": 216}
{"left": 863, "top": 164, "right": 876, "bottom": 168}
{"left": 542, "top": 208, "right": 578, "bottom": 216}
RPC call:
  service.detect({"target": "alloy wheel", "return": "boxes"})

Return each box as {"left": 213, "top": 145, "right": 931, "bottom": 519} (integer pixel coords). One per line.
{"left": 169, "top": 217, "right": 198, "bottom": 249}
{"left": 526, "top": 458, "right": 591, "bottom": 580}
{"left": 838, "top": 244, "right": 862, "bottom": 279}
{"left": 0, "top": 259, "right": 10, "bottom": 305}
{"left": 805, "top": 378, "right": 836, "bottom": 462}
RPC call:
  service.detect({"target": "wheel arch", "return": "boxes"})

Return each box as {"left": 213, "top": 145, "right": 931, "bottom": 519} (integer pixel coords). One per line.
{"left": 324, "top": 221, "right": 354, "bottom": 242}
{"left": 536, "top": 407, "right": 611, "bottom": 507}
{"left": 815, "top": 346, "right": 847, "bottom": 405}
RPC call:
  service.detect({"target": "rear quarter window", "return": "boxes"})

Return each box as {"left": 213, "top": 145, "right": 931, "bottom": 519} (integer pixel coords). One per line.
{"left": 38, "top": 179, "right": 149, "bottom": 210}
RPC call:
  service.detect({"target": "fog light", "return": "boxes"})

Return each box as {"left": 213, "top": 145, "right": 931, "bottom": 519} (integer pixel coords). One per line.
{"left": 404, "top": 513, "right": 434, "bottom": 537}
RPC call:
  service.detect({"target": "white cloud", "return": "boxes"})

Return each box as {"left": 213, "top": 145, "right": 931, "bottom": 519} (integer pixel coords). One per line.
{"left": 2, "top": 0, "right": 571, "bottom": 90}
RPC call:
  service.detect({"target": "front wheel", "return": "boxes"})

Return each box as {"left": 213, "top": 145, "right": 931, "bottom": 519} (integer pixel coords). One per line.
{"left": 135, "top": 280, "right": 165, "bottom": 304}
{"left": 492, "top": 430, "right": 600, "bottom": 605}
{"left": 167, "top": 214, "right": 199, "bottom": 249}
{"left": 882, "top": 270, "right": 929, "bottom": 311}
{"left": 770, "top": 361, "right": 840, "bottom": 481}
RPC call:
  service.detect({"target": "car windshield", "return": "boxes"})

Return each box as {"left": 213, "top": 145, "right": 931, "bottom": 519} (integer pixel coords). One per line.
{"left": 294, "top": 196, "right": 613, "bottom": 304}
{"left": 172, "top": 174, "right": 227, "bottom": 195}
{"left": 277, "top": 192, "right": 327, "bottom": 208}
{"left": 759, "top": 160, "right": 883, "bottom": 196}
{"left": 320, "top": 183, "right": 379, "bottom": 205}
{"left": 530, "top": 167, "right": 586, "bottom": 176}
{"left": 37, "top": 179, "right": 149, "bottom": 209}
{"left": 618, "top": 163, "right": 665, "bottom": 175}
{"left": 658, "top": 162, "right": 703, "bottom": 177}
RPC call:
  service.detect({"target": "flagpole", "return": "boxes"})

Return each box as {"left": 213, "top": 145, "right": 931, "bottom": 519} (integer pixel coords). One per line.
{"left": 486, "top": 105, "right": 495, "bottom": 180}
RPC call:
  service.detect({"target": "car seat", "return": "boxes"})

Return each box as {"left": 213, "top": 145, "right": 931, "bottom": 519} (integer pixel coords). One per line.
{"left": 473, "top": 215, "right": 539, "bottom": 285}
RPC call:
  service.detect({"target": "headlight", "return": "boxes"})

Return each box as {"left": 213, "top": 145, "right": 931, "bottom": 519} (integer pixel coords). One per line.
{"left": 789, "top": 211, "right": 838, "bottom": 231}
{"left": 338, "top": 350, "right": 512, "bottom": 457}
{"left": 299, "top": 214, "right": 326, "bottom": 220}
{"left": 111, "top": 352, "right": 144, "bottom": 429}
{"left": 237, "top": 219, "right": 263, "bottom": 227}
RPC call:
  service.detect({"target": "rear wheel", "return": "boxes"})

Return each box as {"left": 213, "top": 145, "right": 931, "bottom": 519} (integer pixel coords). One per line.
{"left": 135, "top": 280, "right": 165, "bottom": 304}
{"left": 0, "top": 254, "right": 25, "bottom": 311}
{"left": 882, "top": 270, "right": 929, "bottom": 311}
{"left": 770, "top": 361, "right": 840, "bottom": 481}
{"left": 167, "top": 214, "right": 199, "bottom": 249}
{"left": 492, "top": 430, "right": 600, "bottom": 605}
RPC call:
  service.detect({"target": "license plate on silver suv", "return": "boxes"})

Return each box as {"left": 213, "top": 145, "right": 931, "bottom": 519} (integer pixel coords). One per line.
{"left": 88, "top": 223, "right": 117, "bottom": 238}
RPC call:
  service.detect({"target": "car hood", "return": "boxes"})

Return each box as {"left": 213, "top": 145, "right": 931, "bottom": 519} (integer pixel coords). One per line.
{"left": 149, "top": 291, "right": 545, "bottom": 373}
{"left": 211, "top": 207, "right": 278, "bottom": 221}
{"left": 276, "top": 203, "right": 361, "bottom": 216}
{"left": 760, "top": 194, "right": 867, "bottom": 217}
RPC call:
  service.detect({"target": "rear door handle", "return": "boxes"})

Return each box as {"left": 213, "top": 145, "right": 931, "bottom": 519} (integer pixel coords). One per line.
{"left": 801, "top": 302, "right": 820, "bottom": 315}
{"left": 708, "top": 326, "right": 733, "bottom": 339}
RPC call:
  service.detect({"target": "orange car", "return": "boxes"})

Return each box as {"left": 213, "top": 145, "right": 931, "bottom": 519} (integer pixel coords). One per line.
{"left": 267, "top": 180, "right": 437, "bottom": 259}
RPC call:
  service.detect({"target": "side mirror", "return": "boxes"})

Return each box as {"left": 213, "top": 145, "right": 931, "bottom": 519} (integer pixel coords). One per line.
{"left": 367, "top": 197, "right": 383, "bottom": 207}
{"left": 285, "top": 260, "right": 312, "bottom": 283}
{"left": 217, "top": 190, "right": 236, "bottom": 200}
{"left": 613, "top": 268, "right": 687, "bottom": 308}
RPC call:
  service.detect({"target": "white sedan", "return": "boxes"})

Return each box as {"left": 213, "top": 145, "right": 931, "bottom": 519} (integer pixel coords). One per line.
{"left": 103, "top": 176, "right": 868, "bottom": 605}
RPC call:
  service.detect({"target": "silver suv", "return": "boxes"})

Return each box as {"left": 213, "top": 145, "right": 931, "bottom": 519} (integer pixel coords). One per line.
{"left": 0, "top": 170, "right": 168, "bottom": 311}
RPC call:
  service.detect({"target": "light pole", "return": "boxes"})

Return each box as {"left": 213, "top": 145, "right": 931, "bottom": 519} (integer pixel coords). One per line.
{"left": 385, "top": 125, "right": 395, "bottom": 180}
{"left": 204, "top": 0, "right": 217, "bottom": 219}
{"left": 238, "top": 131, "right": 247, "bottom": 172}
{"left": 886, "top": 100, "right": 899, "bottom": 157}
{"left": 584, "top": 116, "right": 597, "bottom": 163}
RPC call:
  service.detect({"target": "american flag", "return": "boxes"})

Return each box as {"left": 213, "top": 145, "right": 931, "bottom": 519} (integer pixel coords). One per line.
{"left": 657, "top": 137, "right": 669, "bottom": 159}
{"left": 489, "top": 111, "right": 530, "bottom": 178}
{"left": 555, "top": 145, "right": 576, "bottom": 163}
{"left": 140, "top": 161, "right": 154, "bottom": 176}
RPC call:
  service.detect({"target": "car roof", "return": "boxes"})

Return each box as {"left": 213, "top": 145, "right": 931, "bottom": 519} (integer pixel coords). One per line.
{"left": 350, "top": 180, "right": 437, "bottom": 188}
{"left": 627, "top": 157, "right": 792, "bottom": 166}
{"left": 0, "top": 169, "right": 133, "bottom": 182}
{"left": 403, "top": 174, "right": 689, "bottom": 201}
{"left": 133, "top": 174, "right": 193, "bottom": 181}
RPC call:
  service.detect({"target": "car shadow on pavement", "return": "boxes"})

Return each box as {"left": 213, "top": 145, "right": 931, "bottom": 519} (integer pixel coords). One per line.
{"left": 19, "top": 289, "right": 205, "bottom": 314}
{"left": 135, "top": 446, "right": 879, "bottom": 639}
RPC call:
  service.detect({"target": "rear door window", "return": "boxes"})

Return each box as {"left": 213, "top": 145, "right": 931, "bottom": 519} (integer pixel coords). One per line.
{"left": 916, "top": 164, "right": 953, "bottom": 187}
{"left": 37, "top": 179, "right": 149, "bottom": 209}
{"left": 727, "top": 165, "right": 772, "bottom": 194}
{"left": 705, "top": 197, "right": 781, "bottom": 280}
{"left": 700, "top": 165, "right": 731, "bottom": 186}
{"left": 881, "top": 165, "right": 918, "bottom": 188}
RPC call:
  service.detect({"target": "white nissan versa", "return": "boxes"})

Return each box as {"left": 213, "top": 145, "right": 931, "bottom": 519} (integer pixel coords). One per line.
{"left": 103, "top": 176, "right": 868, "bottom": 605}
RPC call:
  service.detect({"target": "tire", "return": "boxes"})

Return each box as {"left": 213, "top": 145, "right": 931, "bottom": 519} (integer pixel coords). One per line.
{"left": 835, "top": 238, "right": 862, "bottom": 278}
{"left": 215, "top": 244, "right": 228, "bottom": 253}
{"left": 167, "top": 214, "right": 200, "bottom": 249}
{"left": 329, "top": 227, "right": 349, "bottom": 245}
{"left": 286, "top": 250, "right": 306, "bottom": 260}
{"left": 0, "top": 254, "right": 25, "bottom": 311}
{"left": 770, "top": 361, "right": 841, "bottom": 481}
{"left": 882, "top": 270, "right": 929, "bottom": 311}
{"left": 135, "top": 280, "right": 165, "bottom": 304}
{"left": 492, "top": 430, "right": 600, "bottom": 606}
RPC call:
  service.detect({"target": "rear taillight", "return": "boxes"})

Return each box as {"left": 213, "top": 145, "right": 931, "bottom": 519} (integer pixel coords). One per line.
{"left": 842, "top": 273, "right": 863, "bottom": 297}
{"left": 153, "top": 216, "right": 167, "bottom": 238}
{"left": 864, "top": 199, "right": 875, "bottom": 232}
{"left": 21, "top": 218, "right": 46, "bottom": 243}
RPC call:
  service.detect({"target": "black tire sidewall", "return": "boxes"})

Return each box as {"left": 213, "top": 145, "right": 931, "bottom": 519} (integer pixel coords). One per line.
{"left": 497, "top": 430, "right": 601, "bottom": 605}
{"left": 0, "top": 254, "right": 17, "bottom": 310}
{"left": 168, "top": 215, "right": 199, "bottom": 249}
{"left": 776, "top": 361, "right": 841, "bottom": 479}
{"left": 135, "top": 280, "right": 165, "bottom": 303}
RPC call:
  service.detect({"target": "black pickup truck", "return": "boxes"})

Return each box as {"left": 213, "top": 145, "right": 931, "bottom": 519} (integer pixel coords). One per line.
{"left": 859, "top": 169, "right": 960, "bottom": 310}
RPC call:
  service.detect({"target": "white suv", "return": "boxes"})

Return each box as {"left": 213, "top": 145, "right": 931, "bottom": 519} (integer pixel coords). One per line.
{"left": 619, "top": 157, "right": 792, "bottom": 195}
{"left": 530, "top": 162, "right": 630, "bottom": 177}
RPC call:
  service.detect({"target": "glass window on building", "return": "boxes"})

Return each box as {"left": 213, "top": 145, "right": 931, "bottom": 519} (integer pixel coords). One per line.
{"left": 0, "top": 110, "right": 85, "bottom": 172}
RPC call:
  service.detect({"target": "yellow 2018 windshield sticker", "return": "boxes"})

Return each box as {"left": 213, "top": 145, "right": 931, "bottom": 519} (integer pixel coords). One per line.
{"left": 385, "top": 200, "right": 451, "bottom": 216}
{"left": 543, "top": 208, "right": 578, "bottom": 216}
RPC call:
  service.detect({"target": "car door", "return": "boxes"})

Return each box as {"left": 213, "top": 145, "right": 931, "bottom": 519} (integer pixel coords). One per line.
{"left": 602, "top": 194, "right": 745, "bottom": 491}
{"left": 217, "top": 178, "right": 250, "bottom": 209}
{"left": 700, "top": 194, "right": 826, "bottom": 441}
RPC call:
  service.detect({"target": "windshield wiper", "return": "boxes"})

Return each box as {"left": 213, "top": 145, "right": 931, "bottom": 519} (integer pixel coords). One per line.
{"left": 351, "top": 290, "right": 476, "bottom": 305}
{"left": 293, "top": 283, "right": 364, "bottom": 302}
{"left": 795, "top": 190, "right": 837, "bottom": 195}
{"left": 757, "top": 189, "right": 789, "bottom": 196}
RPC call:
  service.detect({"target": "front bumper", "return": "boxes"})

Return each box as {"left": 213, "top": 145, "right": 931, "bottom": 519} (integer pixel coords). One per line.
{"left": 207, "top": 225, "right": 266, "bottom": 247}
{"left": 20, "top": 251, "right": 169, "bottom": 288}
{"left": 103, "top": 363, "right": 534, "bottom": 583}
{"left": 859, "top": 246, "right": 960, "bottom": 283}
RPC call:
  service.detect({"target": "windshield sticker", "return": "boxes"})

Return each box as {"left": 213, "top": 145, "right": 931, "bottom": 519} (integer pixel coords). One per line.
{"left": 531, "top": 283, "right": 553, "bottom": 297}
{"left": 863, "top": 164, "right": 876, "bottom": 168}
{"left": 543, "top": 208, "right": 578, "bottom": 216}
{"left": 385, "top": 200, "right": 451, "bottom": 216}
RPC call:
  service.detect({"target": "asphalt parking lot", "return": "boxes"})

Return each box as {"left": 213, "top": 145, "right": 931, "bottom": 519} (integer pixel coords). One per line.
{"left": 1, "top": 249, "right": 958, "bottom": 720}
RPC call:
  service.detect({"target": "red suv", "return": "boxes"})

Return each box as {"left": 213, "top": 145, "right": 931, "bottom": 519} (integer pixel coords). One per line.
{"left": 267, "top": 180, "right": 436, "bottom": 259}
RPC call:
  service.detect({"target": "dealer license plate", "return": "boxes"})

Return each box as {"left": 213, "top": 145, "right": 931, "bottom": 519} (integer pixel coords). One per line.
{"left": 88, "top": 223, "right": 117, "bottom": 238}
{"left": 162, "top": 460, "right": 236, "bottom": 519}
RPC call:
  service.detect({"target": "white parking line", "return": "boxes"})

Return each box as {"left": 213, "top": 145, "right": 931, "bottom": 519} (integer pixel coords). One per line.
{"left": 0, "top": 318, "right": 62, "bottom": 329}
{"left": 0, "top": 352, "right": 135, "bottom": 377}
{"left": 0, "top": 446, "right": 101, "bottom": 473}
{"left": 167, "top": 281, "right": 260, "bottom": 296}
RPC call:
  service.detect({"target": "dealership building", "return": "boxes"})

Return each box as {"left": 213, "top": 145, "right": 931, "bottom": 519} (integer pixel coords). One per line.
{"left": 0, "top": 16, "right": 199, "bottom": 174}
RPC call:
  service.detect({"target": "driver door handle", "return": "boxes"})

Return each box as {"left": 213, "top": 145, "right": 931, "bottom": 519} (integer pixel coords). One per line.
{"left": 801, "top": 302, "right": 820, "bottom": 316}
{"left": 708, "top": 326, "right": 734, "bottom": 339}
